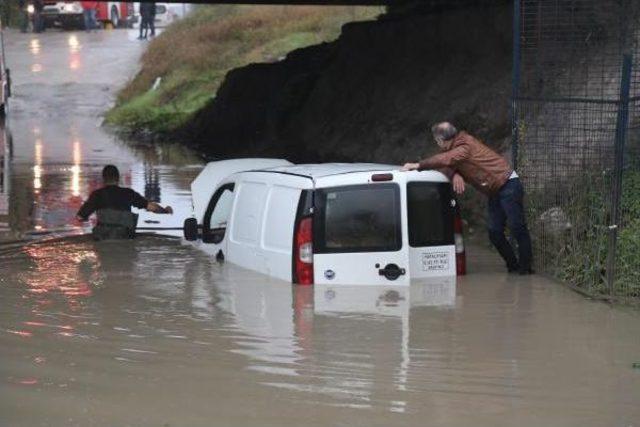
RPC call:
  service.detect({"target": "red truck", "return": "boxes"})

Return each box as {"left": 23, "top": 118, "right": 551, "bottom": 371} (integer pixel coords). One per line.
{"left": 95, "top": 2, "right": 134, "bottom": 28}
{"left": 42, "top": 1, "right": 134, "bottom": 29}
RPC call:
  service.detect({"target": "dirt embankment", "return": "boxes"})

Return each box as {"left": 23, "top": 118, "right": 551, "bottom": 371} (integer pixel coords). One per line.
{"left": 106, "top": 6, "right": 382, "bottom": 136}
{"left": 179, "top": 3, "right": 513, "bottom": 165}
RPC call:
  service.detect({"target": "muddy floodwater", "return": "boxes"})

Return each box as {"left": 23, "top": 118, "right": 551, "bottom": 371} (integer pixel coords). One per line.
{"left": 2, "top": 238, "right": 640, "bottom": 426}
{"left": 1, "top": 30, "right": 640, "bottom": 427}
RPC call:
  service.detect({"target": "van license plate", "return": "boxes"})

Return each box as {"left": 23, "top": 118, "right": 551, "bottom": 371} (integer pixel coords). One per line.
{"left": 422, "top": 252, "right": 449, "bottom": 271}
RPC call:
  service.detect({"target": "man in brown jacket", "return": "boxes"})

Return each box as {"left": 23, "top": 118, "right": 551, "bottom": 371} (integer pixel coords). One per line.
{"left": 402, "top": 122, "right": 533, "bottom": 274}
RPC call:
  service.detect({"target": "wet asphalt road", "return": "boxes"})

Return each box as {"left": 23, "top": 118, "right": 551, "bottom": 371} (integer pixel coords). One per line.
{"left": 0, "top": 28, "right": 640, "bottom": 427}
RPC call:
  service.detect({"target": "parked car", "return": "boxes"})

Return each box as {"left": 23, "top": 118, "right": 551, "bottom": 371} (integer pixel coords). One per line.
{"left": 151, "top": 3, "right": 174, "bottom": 27}
{"left": 42, "top": 1, "right": 84, "bottom": 29}
{"left": 183, "top": 159, "right": 466, "bottom": 286}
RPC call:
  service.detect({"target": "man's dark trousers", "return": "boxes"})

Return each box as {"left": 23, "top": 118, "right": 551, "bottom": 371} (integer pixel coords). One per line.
{"left": 487, "top": 178, "right": 533, "bottom": 271}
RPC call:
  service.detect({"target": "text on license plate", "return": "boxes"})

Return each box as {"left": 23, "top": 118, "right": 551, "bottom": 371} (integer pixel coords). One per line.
{"left": 422, "top": 252, "right": 449, "bottom": 271}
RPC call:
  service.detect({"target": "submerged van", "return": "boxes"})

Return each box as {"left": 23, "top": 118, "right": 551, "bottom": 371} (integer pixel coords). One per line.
{"left": 184, "top": 159, "right": 465, "bottom": 286}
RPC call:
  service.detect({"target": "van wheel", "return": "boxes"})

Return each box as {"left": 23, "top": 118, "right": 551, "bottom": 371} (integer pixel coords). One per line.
{"left": 110, "top": 6, "right": 120, "bottom": 28}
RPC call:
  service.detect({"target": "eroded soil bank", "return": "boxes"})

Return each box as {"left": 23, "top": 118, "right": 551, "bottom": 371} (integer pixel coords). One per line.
{"left": 179, "top": 3, "right": 513, "bottom": 164}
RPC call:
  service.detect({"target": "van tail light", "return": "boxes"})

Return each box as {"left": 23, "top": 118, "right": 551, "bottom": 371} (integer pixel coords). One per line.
{"left": 294, "top": 216, "right": 314, "bottom": 285}
{"left": 454, "top": 214, "right": 466, "bottom": 276}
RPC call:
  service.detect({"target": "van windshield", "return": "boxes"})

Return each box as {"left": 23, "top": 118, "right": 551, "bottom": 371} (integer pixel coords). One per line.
{"left": 407, "top": 182, "right": 454, "bottom": 247}
{"left": 314, "top": 184, "right": 401, "bottom": 253}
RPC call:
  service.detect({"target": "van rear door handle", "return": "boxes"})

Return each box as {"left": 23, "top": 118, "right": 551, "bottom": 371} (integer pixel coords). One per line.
{"left": 378, "top": 263, "right": 406, "bottom": 281}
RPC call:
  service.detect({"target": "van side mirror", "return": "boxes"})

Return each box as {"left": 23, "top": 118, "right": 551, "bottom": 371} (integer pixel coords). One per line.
{"left": 183, "top": 218, "right": 199, "bottom": 241}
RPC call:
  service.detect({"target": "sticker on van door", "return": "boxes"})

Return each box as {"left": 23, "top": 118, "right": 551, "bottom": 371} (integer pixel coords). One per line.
{"left": 421, "top": 252, "right": 449, "bottom": 271}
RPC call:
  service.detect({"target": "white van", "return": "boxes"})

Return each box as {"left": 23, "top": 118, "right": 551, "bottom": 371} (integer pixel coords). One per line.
{"left": 184, "top": 159, "right": 465, "bottom": 286}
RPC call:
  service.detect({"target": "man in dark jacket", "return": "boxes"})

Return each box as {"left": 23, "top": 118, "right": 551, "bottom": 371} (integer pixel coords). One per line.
{"left": 403, "top": 122, "right": 533, "bottom": 274}
{"left": 138, "top": 2, "right": 156, "bottom": 39}
{"left": 32, "top": 0, "right": 44, "bottom": 33}
{"left": 77, "top": 165, "right": 172, "bottom": 240}
{"left": 18, "top": 0, "right": 29, "bottom": 32}
{"left": 148, "top": 2, "right": 156, "bottom": 37}
{"left": 138, "top": 2, "right": 149, "bottom": 39}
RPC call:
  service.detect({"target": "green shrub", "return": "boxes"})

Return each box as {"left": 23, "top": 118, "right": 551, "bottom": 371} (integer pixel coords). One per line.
{"left": 549, "top": 167, "right": 640, "bottom": 298}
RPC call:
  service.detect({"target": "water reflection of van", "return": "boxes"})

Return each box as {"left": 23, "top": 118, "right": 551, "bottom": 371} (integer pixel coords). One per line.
{"left": 315, "top": 277, "right": 456, "bottom": 316}
{"left": 184, "top": 159, "right": 466, "bottom": 286}
{"left": 212, "top": 267, "right": 456, "bottom": 408}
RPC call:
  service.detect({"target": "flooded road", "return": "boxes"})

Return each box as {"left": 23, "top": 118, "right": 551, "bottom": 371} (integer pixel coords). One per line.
{"left": 1, "top": 29, "right": 640, "bottom": 427}
{"left": 0, "top": 29, "right": 202, "bottom": 240}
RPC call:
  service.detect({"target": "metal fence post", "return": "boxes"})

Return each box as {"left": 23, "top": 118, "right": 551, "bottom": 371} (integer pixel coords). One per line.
{"left": 606, "top": 54, "right": 632, "bottom": 296}
{"left": 511, "top": 0, "right": 521, "bottom": 171}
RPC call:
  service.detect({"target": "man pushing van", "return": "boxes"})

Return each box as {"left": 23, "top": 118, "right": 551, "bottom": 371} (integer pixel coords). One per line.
{"left": 77, "top": 165, "right": 173, "bottom": 240}
{"left": 402, "top": 122, "right": 533, "bottom": 275}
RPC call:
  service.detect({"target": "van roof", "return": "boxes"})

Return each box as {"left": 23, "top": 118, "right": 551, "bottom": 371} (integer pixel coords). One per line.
{"left": 254, "top": 163, "right": 399, "bottom": 179}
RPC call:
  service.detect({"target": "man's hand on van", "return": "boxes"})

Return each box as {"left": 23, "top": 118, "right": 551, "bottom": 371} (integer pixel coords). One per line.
{"left": 147, "top": 202, "right": 173, "bottom": 214}
{"left": 452, "top": 173, "right": 466, "bottom": 195}
{"left": 401, "top": 162, "right": 420, "bottom": 171}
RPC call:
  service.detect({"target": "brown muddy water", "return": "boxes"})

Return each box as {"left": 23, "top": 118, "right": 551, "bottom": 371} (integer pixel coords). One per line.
{"left": 2, "top": 237, "right": 640, "bottom": 426}
{"left": 1, "top": 29, "right": 640, "bottom": 427}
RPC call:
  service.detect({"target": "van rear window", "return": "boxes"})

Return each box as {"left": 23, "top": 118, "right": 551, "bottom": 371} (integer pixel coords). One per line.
{"left": 407, "top": 182, "right": 454, "bottom": 247}
{"left": 314, "top": 184, "right": 401, "bottom": 253}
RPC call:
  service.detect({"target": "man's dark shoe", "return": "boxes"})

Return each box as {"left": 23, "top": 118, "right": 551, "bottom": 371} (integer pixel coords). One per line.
{"left": 519, "top": 267, "right": 534, "bottom": 275}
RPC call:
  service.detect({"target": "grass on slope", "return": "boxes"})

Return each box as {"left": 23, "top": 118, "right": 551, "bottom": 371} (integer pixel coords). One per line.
{"left": 106, "top": 5, "right": 382, "bottom": 135}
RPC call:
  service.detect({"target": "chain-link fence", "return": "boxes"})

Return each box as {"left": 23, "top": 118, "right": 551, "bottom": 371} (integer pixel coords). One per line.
{"left": 513, "top": 0, "right": 640, "bottom": 301}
